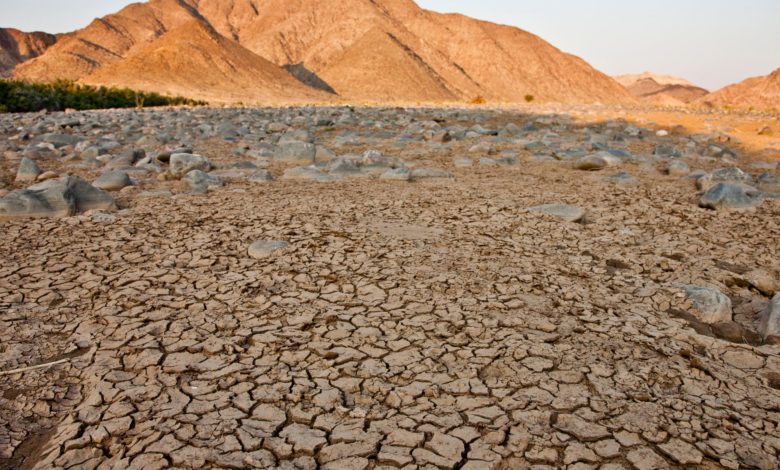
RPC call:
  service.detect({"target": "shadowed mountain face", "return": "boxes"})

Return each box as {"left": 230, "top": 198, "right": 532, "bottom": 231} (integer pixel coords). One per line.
{"left": 699, "top": 68, "right": 780, "bottom": 110}
{"left": 10, "top": 0, "right": 635, "bottom": 104}
{"left": 616, "top": 73, "right": 709, "bottom": 106}
{"left": 0, "top": 28, "right": 57, "bottom": 77}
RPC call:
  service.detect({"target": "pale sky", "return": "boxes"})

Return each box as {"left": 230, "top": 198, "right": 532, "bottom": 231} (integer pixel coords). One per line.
{"left": 2, "top": 0, "right": 779, "bottom": 90}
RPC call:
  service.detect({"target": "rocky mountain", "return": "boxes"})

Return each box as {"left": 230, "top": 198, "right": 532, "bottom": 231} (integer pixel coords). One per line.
{"left": 699, "top": 68, "right": 780, "bottom": 110}
{"left": 615, "top": 73, "right": 708, "bottom": 105}
{"left": 11, "top": 0, "right": 633, "bottom": 104}
{"left": 0, "top": 28, "right": 57, "bottom": 76}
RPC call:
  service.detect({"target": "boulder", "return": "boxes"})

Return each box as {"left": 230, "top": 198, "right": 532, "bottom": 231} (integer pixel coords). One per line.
{"left": 759, "top": 293, "right": 780, "bottom": 342}
{"left": 756, "top": 173, "right": 780, "bottom": 193}
{"left": 275, "top": 141, "right": 316, "bottom": 163}
{"left": 169, "top": 153, "right": 213, "bottom": 178}
{"left": 282, "top": 166, "right": 335, "bottom": 182}
{"left": 327, "top": 156, "right": 370, "bottom": 179}
{"left": 696, "top": 167, "right": 752, "bottom": 191}
{"left": 380, "top": 167, "right": 412, "bottom": 181}
{"left": 248, "top": 170, "right": 274, "bottom": 183}
{"left": 666, "top": 161, "right": 690, "bottom": 177}
{"left": 93, "top": 171, "right": 132, "bottom": 191}
{"left": 0, "top": 176, "right": 114, "bottom": 220}
{"left": 183, "top": 170, "right": 224, "bottom": 194}
{"left": 606, "top": 172, "right": 639, "bottom": 187}
{"left": 677, "top": 285, "right": 732, "bottom": 324}
{"left": 528, "top": 204, "right": 586, "bottom": 223}
{"left": 574, "top": 155, "right": 607, "bottom": 171}
{"left": 248, "top": 240, "right": 289, "bottom": 259}
{"left": 699, "top": 183, "right": 761, "bottom": 210}
{"left": 15, "top": 157, "right": 41, "bottom": 183}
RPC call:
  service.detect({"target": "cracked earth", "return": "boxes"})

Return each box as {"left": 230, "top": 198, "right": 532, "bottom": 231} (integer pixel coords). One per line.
{"left": 0, "top": 106, "right": 779, "bottom": 469}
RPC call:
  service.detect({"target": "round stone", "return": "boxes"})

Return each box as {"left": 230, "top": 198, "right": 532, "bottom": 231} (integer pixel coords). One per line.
{"left": 528, "top": 204, "right": 586, "bottom": 223}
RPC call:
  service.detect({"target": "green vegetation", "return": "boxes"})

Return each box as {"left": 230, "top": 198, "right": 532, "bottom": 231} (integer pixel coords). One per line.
{"left": 0, "top": 79, "right": 205, "bottom": 113}
{"left": 524, "top": 94, "right": 535, "bottom": 103}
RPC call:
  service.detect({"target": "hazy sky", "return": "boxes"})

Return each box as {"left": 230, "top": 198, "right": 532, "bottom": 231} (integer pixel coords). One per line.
{"left": 2, "top": 0, "right": 779, "bottom": 90}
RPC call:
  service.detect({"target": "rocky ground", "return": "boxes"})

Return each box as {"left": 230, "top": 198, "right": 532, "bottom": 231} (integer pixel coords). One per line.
{"left": 0, "top": 106, "right": 779, "bottom": 470}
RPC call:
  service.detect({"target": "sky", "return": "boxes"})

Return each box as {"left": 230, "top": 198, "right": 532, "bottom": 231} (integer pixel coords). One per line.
{"left": 2, "top": 0, "right": 779, "bottom": 90}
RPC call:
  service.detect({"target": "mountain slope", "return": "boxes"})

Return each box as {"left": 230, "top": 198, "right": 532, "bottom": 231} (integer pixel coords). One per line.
{"left": 0, "top": 28, "right": 56, "bottom": 76}
{"left": 12, "top": 0, "right": 634, "bottom": 104}
{"left": 699, "top": 68, "right": 780, "bottom": 110}
{"left": 81, "top": 21, "right": 331, "bottom": 104}
{"left": 617, "top": 75, "right": 708, "bottom": 105}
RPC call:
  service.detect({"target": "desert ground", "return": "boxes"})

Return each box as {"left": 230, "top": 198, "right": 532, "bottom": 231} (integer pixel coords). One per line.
{"left": 0, "top": 104, "right": 779, "bottom": 470}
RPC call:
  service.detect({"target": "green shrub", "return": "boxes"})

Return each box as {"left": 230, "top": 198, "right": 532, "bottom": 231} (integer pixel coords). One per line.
{"left": 524, "top": 94, "right": 535, "bottom": 103}
{"left": 0, "top": 79, "right": 205, "bottom": 113}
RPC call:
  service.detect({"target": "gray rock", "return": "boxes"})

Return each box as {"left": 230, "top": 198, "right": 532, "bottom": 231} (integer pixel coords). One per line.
{"left": 93, "top": 171, "right": 132, "bottom": 191}
{"left": 699, "top": 183, "right": 761, "bottom": 210}
{"left": 676, "top": 285, "right": 732, "bottom": 324}
{"left": 756, "top": 173, "right": 780, "bottom": 193}
{"left": 248, "top": 170, "right": 274, "bottom": 183}
{"left": 667, "top": 160, "right": 690, "bottom": 177}
{"left": 453, "top": 158, "right": 473, "bottom": 168}
{"left": 574, "top": 155, "right": 607, "bottom": 171}
{"left": 15, "top": 157, "right": 41, "bottom": 183}
{"left": 759, "top": 293, "right": 780, "bottom": 341}
{"left": 275, "top": 141, "right": 316, "bottom": 163}
{"left": 528, "top": 204, "right": 586, "bottom": 223}
{"left": 0, "top": 176, "right": 114, "bottom": 220}
{"left": 696, "top": 167, "right": 753, "bottom": 191}
{"left": 282, "top": 166, "right": 335, "bottom": 182}
{"left": 248, "top": 240, "right": 289, "bottom": 259}
{"left": 183, "top": 170, "right": 224, "bottom": 194}
{"left": 411, "top": 168, "right": 454, "bottom": 181}
{"left": 380, "top": 167, "right": 412, "bottom": 181}
{"left": 606, "top": 172, "right": 639, "bottom": 187}
{"left": 40, "top": 133, "right": 83, "bottom": 148}
{"left": 327, "top": 156, "right": 370, "bottom": 179}
{"left": 170, "top": 153, "right": 212, "bottom": 178}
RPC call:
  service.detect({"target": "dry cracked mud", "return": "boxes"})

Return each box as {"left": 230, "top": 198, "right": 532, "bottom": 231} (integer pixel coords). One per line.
{"left": 0, "top": 106, "right": 779, "bottom": 470}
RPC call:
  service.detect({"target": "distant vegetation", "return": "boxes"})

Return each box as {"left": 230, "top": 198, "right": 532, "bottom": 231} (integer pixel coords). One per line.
{"left": 524, "top": 94, "right": 535, "bottom": 103}
{"left": 468, "top": 95, "right": 486, "bottom": 105}
{"left": 0, "top": 79, "right": 205, "bottom": 113}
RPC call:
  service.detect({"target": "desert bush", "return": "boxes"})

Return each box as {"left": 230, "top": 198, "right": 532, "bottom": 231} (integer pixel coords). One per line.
{"left": 0, "top": 79, "right": 205, "bottom": 113}
{"left": 524, "top": 94, "right": 535, "bottom": 103}
{"left": 469, "top": 95, "right": 486, "bottom": 105}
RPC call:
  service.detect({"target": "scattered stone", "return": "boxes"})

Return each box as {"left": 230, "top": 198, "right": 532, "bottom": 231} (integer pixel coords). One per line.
{"left": 282, "top": 166, "right": 336, "bottom": 182}
{"left": 93, "top": 171, "right": 132, "bottom": 191}
{"left": 411, "top": 168, "right": 454, "bottom": 181}
{"left": 15, "top": 157, "right": 41, "bottom": 182}
{"left": 0, "top": 176, "right": 114, "bottom": 219}
{"left": 169, "top": 153, "right": 213, "bottom": 178}
{"left": 248, "top": 240, "right": 289, "bottom": 259}
{"left": 528, "top": 204, "right": 586, "bottom": 223}
{"left": 666, "top": 160, "right": 690, "bottom": 177}
{"left": 676, "top": 285, "right": 733, "bottom": 324}
{"left": 575, "top": 155, "right": 607, "bottom": 171}
{"left": 275, "top": 141, "right": 316, "bottom": 163}
{"left": 699, "top": 183, "right": 761, "bottom": 210}
{"left": 183, "top": 170, "right": 224, "bottom": 193}
{"left": 248, "top": 170, "right": 274, "bottom": 183}
{"left": 759, "top": 293, "right": 780, "bottom": 342}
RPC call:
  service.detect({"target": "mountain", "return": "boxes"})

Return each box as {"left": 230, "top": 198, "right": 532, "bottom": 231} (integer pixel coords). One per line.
{"left": 698, "top": 68, "right": 780, "bottom": 110}
{"left": 12, "top": 0, "right": 634, "bottom": 104}
{"left": 615, "top": 73, "right": 708, "bottom": 105}
{"left": 82, "top": 21, "right": 331, "bottom": 103}
{"left": 0, "top": 28, "right": 56, "bottom": 76}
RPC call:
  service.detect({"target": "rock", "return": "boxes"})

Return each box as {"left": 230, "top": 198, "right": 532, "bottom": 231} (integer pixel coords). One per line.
{"left": 666, "top": 160, "right": 690, "bottom": 177}
{"left": 756, "top": 173, "right": 780, "bottom": 193}
{"left": 248, "top": 240, "right": 289, "bottom": 259}
{"left": 528, "top": 204, "right": 586, "bottom": 223}
{"left": 411, "top": 168, "right": 454, "bottom": 181}
{"left": 676, "top": 285, "right": 732, "bottom": 324}
{"left": 453, "top": 158, "right": 473, "bottom": 168}
{"left": 654, "top": 144, "right": 680, "bottom": 157}
{"left": 40, "top": 133, "right": 83, "bottom": 148}
{"left": 626, "top": 447, "right": 669, "bottom": 470}
{"left": 328, "top": 157, "right": 370, "bottom": 179}
{"left": 36, "top": 171, "right": 59, "bottom": 181}
{"left": 282, "top": 166, "right": 336, "bottom": 182}
{"left": 696, "top": 167, "right": 753, "bottom": 191}
{"left": 0, "top": 176, "right": 114, "bottom": 219}
{"left": 743, "top": 269, "right": 779, "bottom": 296}
{"left": 93, "top": 171, "right": 132, "bottom": 191}
{"left": 606, "top": 172, "right": 639, "bottom": 187}
{"left": 183, "top": 170, "right": 224, "bottom": 194}
{"left": 169, "top": 153, "right": 212, "bottom": 178}
{"left": 574, "top": 155, "right": 607, "bottom": 171}
{"left": 15, "top": 157, "right": 41, "bottom": 182}
{"left": 380, "top": 167, "right": 412, "bottom": 181}
{"left": 275, "top": 141, "right": 316, "bottom": 163}
{"left": 248, "top": 170, "right": 274, "bottom": 183}
{"left": 699, "top": 183, "right": 761, "bottom": 210}
{"left": 759, "top": 293, "right": 780, "bottom": 342}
